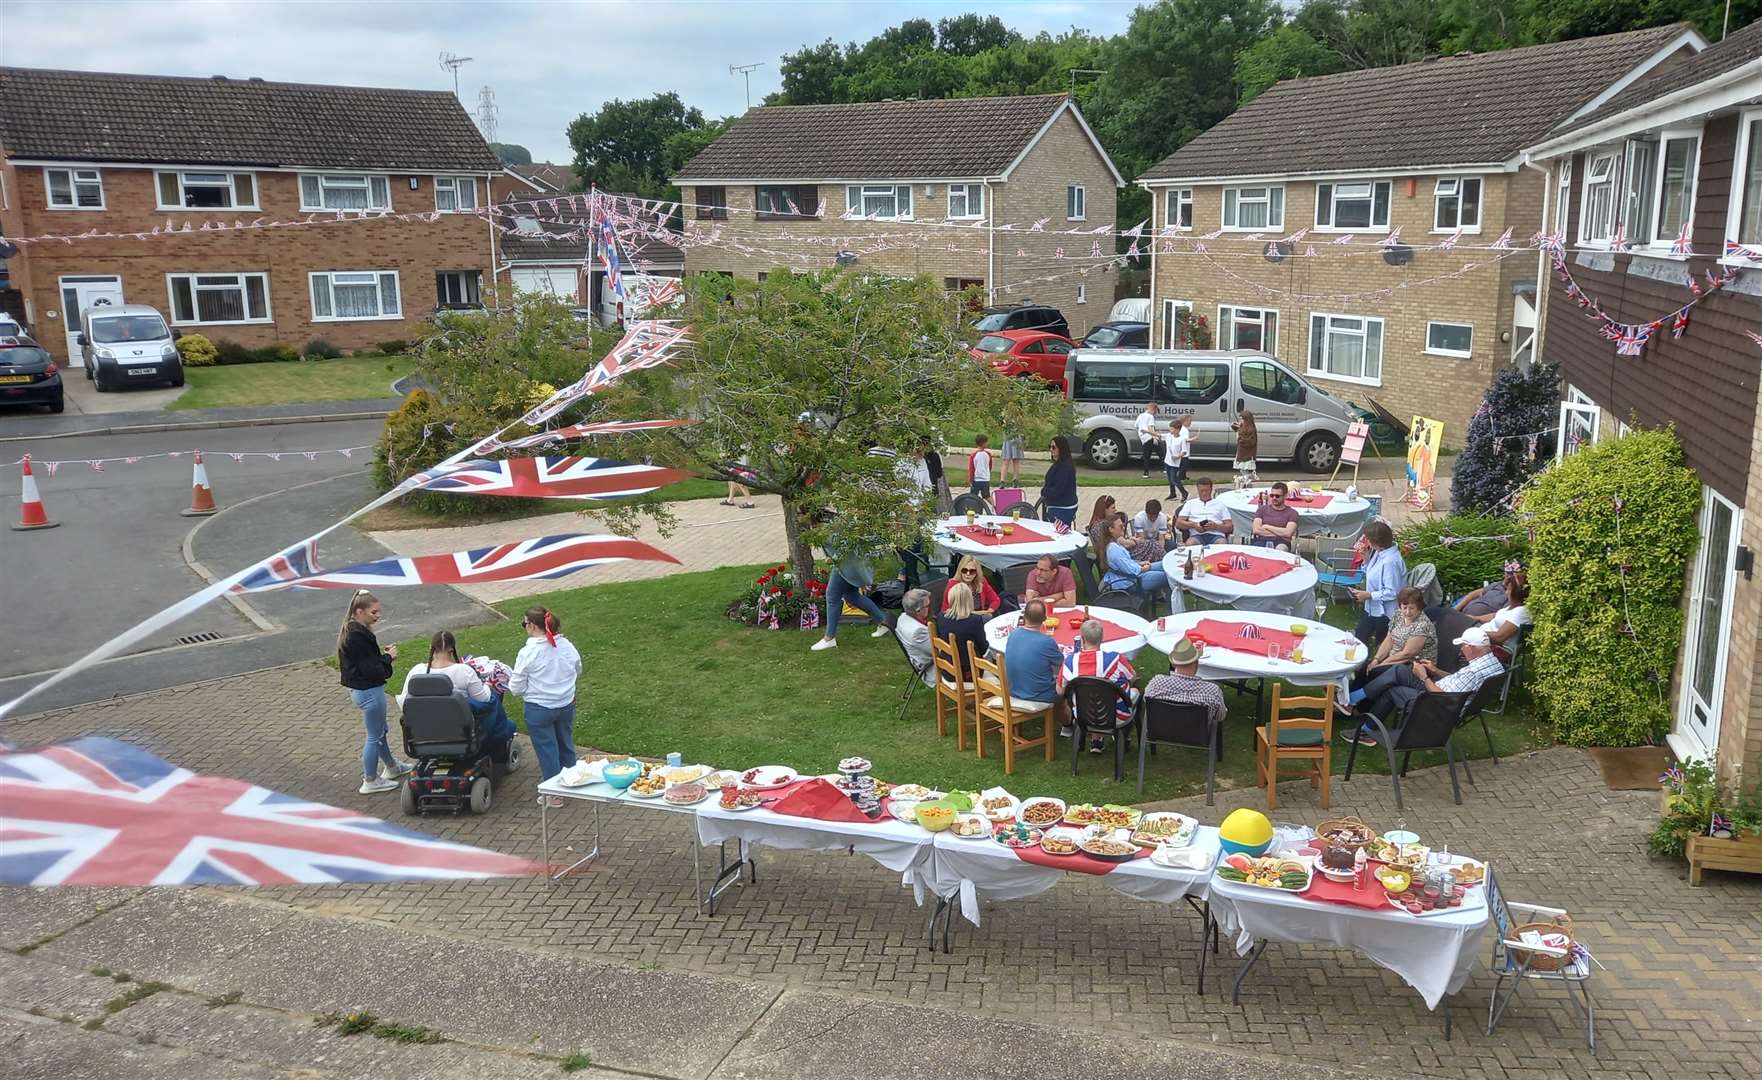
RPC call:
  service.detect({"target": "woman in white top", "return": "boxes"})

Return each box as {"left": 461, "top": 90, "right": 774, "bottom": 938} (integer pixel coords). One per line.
{"left": 509, "top": 606, "right": 583, "bottom": 787}
{"left": 1162, "top": 415, "right": 1191, "bottom": 503}
{"left": 1472, "top": 568, "right": 1531, "bottom": 664}
{"left": 399, "top": 630, "right": 519, "bottom": 768}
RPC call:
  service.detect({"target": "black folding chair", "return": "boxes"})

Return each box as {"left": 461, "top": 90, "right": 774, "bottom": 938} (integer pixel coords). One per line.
{"left": 889, "top": 620, "right": 933, "bottom": 721}
{"left": 1138, "top": 697, "right": 1221, "bottom": 802}
{"left": 1462, "top": 680, "right": 1501, "bottom": 763}
{"left": 1071, "top": 546, "right": 1104, "bottom": 604}
{"left": 952, "top": 492, "right": 989, "bottom": 516}
{"left": 1061, "top": 675, "right": 1135, "bottom": 781}
{"left": 1343, "top": 689, "right": 1475, "bottom": 809}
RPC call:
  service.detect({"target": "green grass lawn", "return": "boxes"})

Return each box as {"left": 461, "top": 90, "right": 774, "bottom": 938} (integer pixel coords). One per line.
{"left": 387, "top": 564, "right": 1548, "bottom": 806}
{"left": 168, "top": 355, "right": 414, "bottom": 411}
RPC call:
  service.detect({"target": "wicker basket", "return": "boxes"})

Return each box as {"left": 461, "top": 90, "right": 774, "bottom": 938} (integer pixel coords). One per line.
{"left": 1315, "top": 816, "right": 1374, "bottom": 849}
{"left": 1510, "top": 915, "right": 1576, "bottom": 972}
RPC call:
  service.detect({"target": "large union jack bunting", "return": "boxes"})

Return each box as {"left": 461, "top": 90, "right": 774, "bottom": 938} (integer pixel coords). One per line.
{"left": 522, "top": 321, "right": 691, "bottom": 426}
{"left": 490, "top": 418, "right": 694, "bottom": 452}
{"left": 230, "top": 538, "right": 323, "bottom": 593}
{"left": 234, "top": 533, "right": 678, "bottom": 592}
{"left": 407, "top": 455, "right": 688, "bottom": 500}
{"left": 0, "top": 737, "right": 539, "bottom": 886}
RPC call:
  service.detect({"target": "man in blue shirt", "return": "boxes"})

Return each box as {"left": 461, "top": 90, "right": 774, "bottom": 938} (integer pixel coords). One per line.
{"left": 1004, "top": 600, "right": 1065, "bottom": 731}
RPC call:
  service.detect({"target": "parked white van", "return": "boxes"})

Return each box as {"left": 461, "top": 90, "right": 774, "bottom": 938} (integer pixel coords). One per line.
{"left": 77, "top": 303, "right": 183, "bottom": 392}
{"left": 1066, "top": 349, "right": 1354, "bottom": 473}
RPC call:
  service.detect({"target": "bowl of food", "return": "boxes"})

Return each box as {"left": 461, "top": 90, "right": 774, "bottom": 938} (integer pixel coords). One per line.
{"left": 1078, "top": 837, "right": 1138, "bottom": 862}
{"left": 1375, "top": 866, "right": 1413, "bottom": 894}
{"left": 1066, "top": 615, "right": 1085, "bottom": 629}
{"left": 1019, "top": 798, "right": 1066, "bottom": 829}
{"left": 915, "top": 801, "right": 957, "bottom": 833}
{"left": 602, "top": 759, "right": 644, "bottom": 790}
{"left": 1042, "top": 618, "right": 1059, "bottom": 630}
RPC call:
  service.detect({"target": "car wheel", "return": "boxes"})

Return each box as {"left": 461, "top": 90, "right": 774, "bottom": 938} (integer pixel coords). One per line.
{"left": 93, "top": 365, "right": 109, "bottom": 393}
{"left": 1083, "top": 430, "right": 1127, "bottom": 470}
{"left": 48, "top": 393, "right": 64, "bottom": 414}
{"left": 1296, "top": 432, "right": 1341, "bottom": 473}
{"left": 169, "top": 365, "right": 184, "bottom": 388}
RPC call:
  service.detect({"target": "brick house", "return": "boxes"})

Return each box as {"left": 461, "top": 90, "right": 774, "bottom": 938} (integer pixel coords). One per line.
{"left": 670, "top": 94, "right": 1122, "bottom": 336}
{"left": 0, "top": 67, "right": 505, "bottom": 364}
{"left": 1522, "top": 20, "right": 1762, "bottom": 782}
{"left": 1137, "top": 24, "right": 1701, "bottom": 439}
{"left": 495, "top": 193, "right": 683, "bottom": 316}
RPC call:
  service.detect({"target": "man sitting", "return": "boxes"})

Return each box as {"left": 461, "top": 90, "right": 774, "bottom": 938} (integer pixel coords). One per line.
{"left": 1022, "top": 554, "right": 1077, "bottom": 608}
{"left": 1341, "top": 626, "right": 1505, "bottom": 743}
{"left": 1250, "top": 482, "right": 1299, "bottom": 551}
{"left": 1057, "top": 618, "right": 1137, "bottom": 753}
{"left": 1144, "top": 637, "right": 1226, "bottom": 731}
{"left": 894, "top": 588, "right": 935, "bottom": 688}
{"left": 1004, "top": 599, "right": 1064, "bottom": 728}
{"left": 1177, "top": 477, "right": 1231, "bottom": 546}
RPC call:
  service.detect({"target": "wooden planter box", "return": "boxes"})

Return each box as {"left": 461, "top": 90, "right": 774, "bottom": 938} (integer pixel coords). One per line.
{"left": 1686, "top": 834, "right": 1762, "bottom": 886}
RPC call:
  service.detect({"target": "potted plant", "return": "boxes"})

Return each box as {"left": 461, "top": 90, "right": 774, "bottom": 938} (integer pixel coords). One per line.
{"left": 728, "top": 563, "right": 825, "bottom": 631}
{"left": 1653, "top": 761, "right": 1762, "bottom": 885}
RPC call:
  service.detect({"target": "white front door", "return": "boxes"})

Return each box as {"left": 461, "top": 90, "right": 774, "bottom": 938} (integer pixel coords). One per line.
{"left": 1677, "top": 486, "right": 1741, "bottom": 758}
{"left": 58, "top": 275, "right": 123, "bottom": 366}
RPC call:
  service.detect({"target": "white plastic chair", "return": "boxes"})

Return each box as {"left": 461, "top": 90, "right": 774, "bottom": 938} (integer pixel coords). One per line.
{"left": 1485, "top": 872, "right": 1596, "bottom": 1050}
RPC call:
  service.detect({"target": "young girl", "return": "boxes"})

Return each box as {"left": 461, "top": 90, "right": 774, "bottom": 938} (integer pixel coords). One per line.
{"left": 509, "top": 606, "right": 583, "bottom": 789}
{"left": 968, "top": 434, "right": 994, "bottom": 501}
{"left": 1163, "top": 415, "right": 1191, "bottom": 503}
{"left": 999, "top": 429, "right": 1024, "bottom": 484}
{"left": 399, "top": 630, "right": 519, "bottom": 769}
{"left": 1233, "top": 407, "right": 1260, "bottom": 484}
{"left": 336, "top": 590, "right": 410, "bottom": 794}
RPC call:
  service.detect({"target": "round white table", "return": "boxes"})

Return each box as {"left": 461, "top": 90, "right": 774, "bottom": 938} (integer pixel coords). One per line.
{"left": 1161, "top": 543, "right": 1318, "bottom": 618}
{"left": 982, "top": 605, "right": 1155, "bottom": 660}
{"left": 1217, "top": 487, "right": 1375, "bottom": 540}
{"left": 932, "top": 515, "right": 1087, "bottom": 571}
{"left": 1143, "top": 610, "right": 1364, "bottom": 690}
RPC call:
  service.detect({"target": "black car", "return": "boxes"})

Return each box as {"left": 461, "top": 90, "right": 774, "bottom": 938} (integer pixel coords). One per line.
{"left": 973, "top": 303, "right": 1070, "bottom": 339}
{"left": 1082, "top": 320, "right": 1150, "bottom": 349}
{"left": 0, "top": 338, "right": 65, "bottom": 413}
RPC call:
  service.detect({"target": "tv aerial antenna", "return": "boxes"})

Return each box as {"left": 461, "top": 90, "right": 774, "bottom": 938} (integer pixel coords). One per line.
{"left": 730, "top": 62, "right": 764, "bottom": 108}
{"left": 439, "top": 52, "right": 473, "bottom": 99}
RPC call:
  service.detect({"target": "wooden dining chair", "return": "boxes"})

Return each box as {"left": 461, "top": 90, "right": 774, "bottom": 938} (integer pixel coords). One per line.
{"left": 1254, "top": 682, "right": 1335, "bottom": 809}
{"left": 931, "top": 630, "right": 977, "bottom": 749}
{"left": 967, "top": 642, "right": 1055, "bottom": 775}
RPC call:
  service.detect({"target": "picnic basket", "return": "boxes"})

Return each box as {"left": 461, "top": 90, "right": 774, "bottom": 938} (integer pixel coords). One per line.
{"left": 1510, "top": 914, "right": 1576, "bottom": 972}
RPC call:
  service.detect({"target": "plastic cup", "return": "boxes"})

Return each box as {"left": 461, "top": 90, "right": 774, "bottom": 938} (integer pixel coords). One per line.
{"left": 666, "top": 752, "right": 682, "bottom": 767}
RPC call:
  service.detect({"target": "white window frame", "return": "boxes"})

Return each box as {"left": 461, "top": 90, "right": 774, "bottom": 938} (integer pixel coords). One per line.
{"left": 1424, "top": 320, "right": 1474, "bottom": 358}
{"left": 1621, "top": 136, "right": 1659, "bottom": 244}
{"left": 1315, "top": 180, "right": 1391, "bottom": 231}
{"left": 1579, "top": 150, "right": 1619, "bottom": 245}
{"left": 1161, "top": 298, "right": 1194, "bottom": 349}
{"left": 1725, "top": 108, "right": 1762, "bottom": 266}
{"left": 44, "top": 167, "right": 104, "bottom": 210}
{"left": 309, "top": 270, "right": 403, "bottom": 322}
{"left": 1555, "top": 158, "right": 1572, "bottom": 235}
{"left": 154, "top": 170, "right": 258, "bottom": 211}
{"left": 845, "top": 184, "right": 912, "bottom": 220}
{"left": 1222, "top": 185, "right": 1284, "bottom": 231}
{"left": 433, "top": 176, "right": 479, "bottom": 213}
{"left": 1066, "top": 184, "right": 1086, "bottom": 221}
{"left": 165, "top": 272, "right": 273, "bottom": 326}
{"left": 1306, "top": 311, "right": 1384, "bottom": 386}
{"left": 1217, "top": 304, "right": 1279, "bottom": 354}
{"left": 1432, "top": 176, "right": 1483, "bottom": 233}
{"left": 1647, "top": 128, "right": 1700, "bottom": 251}
{"left": 299, "top": 173, "right": 392, "bottom": 212}
{"left": 435, "top": 270, "right": 482, "bottom": 308}
{"left": 1076, "top": 284, "right": 1087, "bottom": 305}
{"left": 946, "top": 183, "right": 983, "bottom": 219}
{"left": 1166, "top": 188, "right": 1193, "bottom": 231}
{"left": 1559, "top": 386, "right": 1601, "bottom": 457}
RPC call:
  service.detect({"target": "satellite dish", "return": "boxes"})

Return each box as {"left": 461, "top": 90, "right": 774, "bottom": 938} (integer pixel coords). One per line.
{"left": 1382, "top": 243, "right": 1414, "bottom": 267}
{"left": 1263, "top": 241, "right": 1291, "bottom": 264}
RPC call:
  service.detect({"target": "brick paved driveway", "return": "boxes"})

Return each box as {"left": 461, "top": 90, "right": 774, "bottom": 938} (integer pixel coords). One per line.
{"left": 6, "top": 661, "right": 1759, "bottom": 1079}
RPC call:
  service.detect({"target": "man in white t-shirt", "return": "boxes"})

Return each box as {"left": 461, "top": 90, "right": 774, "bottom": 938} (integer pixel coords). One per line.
{"left": 1134, "top": 403, "right": 1160, "bottom": 477}
{"left": 1176, "top": 477, "right": 1231, "bottom": 545}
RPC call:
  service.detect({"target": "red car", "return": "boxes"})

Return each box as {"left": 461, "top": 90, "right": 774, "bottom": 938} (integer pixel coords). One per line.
{"left": 970, "top": 330, "right": 1078, "bottom": 389}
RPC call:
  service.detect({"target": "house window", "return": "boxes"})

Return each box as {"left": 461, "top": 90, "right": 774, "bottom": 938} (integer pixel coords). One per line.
{"left": 1076, "top": 284, "right": 1087, "bottom": 305}
{"left": 755, "top": 185, "right": 819, "bottom": 220}
{"left": 1066, "top": 185, "right": 1086, "bottom": 220}
{"left": 1653, "top": 133, "right": 1698, "bottom": 246}
{"left": 1316, "top": 181, "right": 1390, "bottom": 230}
{"left": 155, "top": 171, "right": 256, "bottom": 210}
{"left": 299, "top": 174, "right": 391, "bottom": 212}
{"left": 435, "top": 270, "right": 482, "bottom": 308}
{"left": 310, "top": 271, "right": 401, "bottom": 321}
{"left": 434, "top": 177, "right": 479, "bottom": 213}
{"left": 1559, "top": 386, "right": 1600, "bottom": 456}
{"left": 1555, "top": 159, "right": 1572, "bottom": 235}
{"left": 45, "top": 168, "right": 103, "bottom": 209}
{"left": 1580, "top": 152, "right": 1617, "bottom": 244}
{"left": 1433, "top": 178, "right": 1482, "bottom": 232}
{"left": 1165, "top": 188, "right": 1193, "bottom": 231}
{"left": 1222, "top": 186, "right": 1283, "bottom": 230}
{"left": 1425, "top": 321, "right": 1473, "bottom": 358}
{"left": 1622, "top": 137, "right": 1658, "bottom": 243}
{"left": 1731, "top": 112, "right": 1762, "bottom": 257}
{"left": 695, "top": 186, "right": 728, "bottom": 220}
{"left": 166, "top": 272, "right": 271, "bottom": 325}
{"left": 846, "top": 185, "right": 912, "bottom": 220}
{"left": 1307, "top": 312, "right": 1383, "bottom": 384}
{"left": 1218, "top": 305, "right": 1278, "bottom": 353}
{"left": 947, "top": 184, "right": 984, "bottom": 219}
{"left": 1162, "top": 299, "right": 1194, "bottom": 349}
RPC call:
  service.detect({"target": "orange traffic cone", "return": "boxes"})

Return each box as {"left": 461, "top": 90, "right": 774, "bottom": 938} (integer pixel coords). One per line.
{"left": 11, "top": 454, "right": 58, "bottom": 531}
{"left": 181, "top": 449, "right": 218, "bottom": 517}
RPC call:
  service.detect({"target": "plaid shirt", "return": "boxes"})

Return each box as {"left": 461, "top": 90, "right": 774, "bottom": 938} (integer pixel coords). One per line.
{"left": 1144, "top": 672, "right": 1226, "bottom": 729}
{"left": 1439, "top": 651, "right": 1505, "bottom": 695}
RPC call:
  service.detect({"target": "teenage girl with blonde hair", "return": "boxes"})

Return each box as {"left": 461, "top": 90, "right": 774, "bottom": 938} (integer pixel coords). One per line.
{"left": 336, "top": 590, "right": 410, "bottom": 794}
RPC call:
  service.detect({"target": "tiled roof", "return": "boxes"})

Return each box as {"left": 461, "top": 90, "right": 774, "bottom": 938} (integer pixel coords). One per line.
{"left": 0, "top": 67, "right": 499, "bottom": 172}
{"left": 1142, "top": 24, "right": 1692, "bottom": 181}
{"left": 500, "top": 210, "right": 682, "bottom": 267}
{"left": 507, "top": 162, "right": 580, "bottom": 192}
{"left": 674, "top": 94, "right": 1074, "bottom": 181}
{"left": 1565, "top": 19, "right": 1762, "bottom": 131}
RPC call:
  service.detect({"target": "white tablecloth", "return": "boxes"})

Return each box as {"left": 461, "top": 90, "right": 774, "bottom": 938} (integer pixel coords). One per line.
{"left": 1208, "top": 867, "right": 1491, "bottom": 1010}
{"left": 695, "top": 802, "right": 934, "bottom": 876}
{"left": 919, "top": 827, "right": 1222, "bottom": 925}
{"left": 981, "top": 605, "right": 1155, "bottom": 660}
{"left": 1161, "top": 543, "right": 1318, "bottom": 617}
{"left": 1143, "top": 610, "right": 1364, "bottom": 690}
{"left": 1217, "top": 487, "right": 1375, "bottom": 540}
{"left": 932, "top": 515, "right": 1087, "bottom": 570}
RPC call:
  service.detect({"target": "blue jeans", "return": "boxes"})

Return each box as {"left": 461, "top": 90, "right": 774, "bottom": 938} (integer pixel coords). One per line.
{"left": 1047, "top": 504, "right": 1078, "bottom": 526}
{"left": 1135, "top": 568, "right": 1170, "bottom": 597}
{"left": 826, "top": 570, "right": 886, "bottom": 638}
{"left": 523, "top": 700, "right": 576, "bottom": 780}
{"left": 471, "top": 692, "right": 515, "bottom": 763}
{"left": 1165, "top": 462, "right": 1187, "bottom": 502}
{"left": 350, "top": 686, "right": 398, "bottom": 780}
{"left": 1189, "top": 530, "right": 1227, "bottom": 546}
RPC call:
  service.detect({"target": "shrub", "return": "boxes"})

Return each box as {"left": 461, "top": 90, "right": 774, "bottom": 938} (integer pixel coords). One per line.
{"left": 176, "top": 333, "right": 219, "bottom": 367}
{"left": 303, "top": 338, "right": 342, "bottom": 360}
{"left": 1451, "top": 362, "right": 1561, "bottom": 514}
{"left": 376, "top": 339, "right": 409, "bottom": 356}
{"left": 253, "top": 344, "right": 300, "bottom": 364}
{"left": 214, "top": 339, "right": 254, "bottom": 365}
{"left": 1523, "top": 429, "right": 1700, "bottom": 747}
{"left": 1395, "top": 512, "right": 1528, "bottom": 598}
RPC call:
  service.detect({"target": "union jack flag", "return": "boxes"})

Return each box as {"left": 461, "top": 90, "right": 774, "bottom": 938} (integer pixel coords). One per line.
{"left": 406, "top": 455, "right": 687, "bottom": 501}
{"left": 492, "top": 418, "right": 693, "bottom": 452}
{"left": 230, "top": 538, "right": 323, "bottom": 593}
{"left": 0, "top": 737, "right": 539, "bottom": 886}
{"left": 1671, "top": 220, "right": 1694, "bottom": 256}
{"left": 522, "top": 321, "right": 691, "bottom": 425}
{"left": 1379, "top": 227, "right": 1404, "bottom": 250}
{"left": 1051, "top": 518, "right": 1070, "bottom": 535}
{"left": 1725, "top": 239, "right": 1762, "bottom": 260}
{"left": 632, "top": 277, "right": 681, "bottom": 313}
{"left": 234, "top": 533, "right": 679, "bottom": 592}
{"left": 1490, "top": 227, "right": 1514, "bottom": 250}
{"left": 595, "top": 212, "right": 623, "bottom": 299}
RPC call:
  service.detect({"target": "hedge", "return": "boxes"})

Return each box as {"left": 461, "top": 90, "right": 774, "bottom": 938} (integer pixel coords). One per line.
{"left": 1395, "top": 511, "right": 1529, "bottom": 598}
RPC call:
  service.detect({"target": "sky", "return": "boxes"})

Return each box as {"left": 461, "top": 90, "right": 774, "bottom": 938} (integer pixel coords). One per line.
{"left": 2, "top": 1, "right": 1138, "bottom": 164}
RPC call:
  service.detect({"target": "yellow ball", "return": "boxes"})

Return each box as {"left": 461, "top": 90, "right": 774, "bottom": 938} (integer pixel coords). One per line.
{"left": 1218, "top": 808, "right": 1274, "bottom": 856}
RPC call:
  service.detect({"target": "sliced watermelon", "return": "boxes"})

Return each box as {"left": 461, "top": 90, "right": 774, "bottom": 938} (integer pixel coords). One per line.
{"left": 1224, "top": 853, "right": 1253, "bottom": 872}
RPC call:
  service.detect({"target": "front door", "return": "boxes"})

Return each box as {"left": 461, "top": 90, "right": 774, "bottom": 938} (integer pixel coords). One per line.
{"left": 1678, "top": 487, "right": 1740, "bottom": 758}
{"left": 58, "top": 275, "right": 123, "bottom": 366}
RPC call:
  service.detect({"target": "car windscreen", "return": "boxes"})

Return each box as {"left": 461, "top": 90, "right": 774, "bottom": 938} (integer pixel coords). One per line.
{"left": 91, "top": 315, "right": 170, "bottom": 344}
{"left": 973, "top": 313, "right": 1009, "bottom": 332}
{"left": 975, "top": 335, "right": 1015, "bottom": 353}
{"left": 1084, "top": 327, "right": 1124, "bottom": 348}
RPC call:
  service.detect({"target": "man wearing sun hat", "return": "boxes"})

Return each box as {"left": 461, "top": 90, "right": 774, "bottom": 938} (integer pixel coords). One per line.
{"left": 1144, "top": 636, "right": 1226, "bottom": 731}
{"left": 1341, "top": 625, "right": 1505, "bottom": 743}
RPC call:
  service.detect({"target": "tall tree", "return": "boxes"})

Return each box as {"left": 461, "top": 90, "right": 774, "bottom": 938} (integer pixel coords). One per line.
{"left": 490, "top": 142, "right": 533, "bottom": 166}
{"left": 936, "top": 13, "right": 1021, "bottom": 54}
{"left": 567, "top": 93, "right": 707, "bottom": 199}
{"left": 1233, "top": 25, "right": 1348, "bottom": 104}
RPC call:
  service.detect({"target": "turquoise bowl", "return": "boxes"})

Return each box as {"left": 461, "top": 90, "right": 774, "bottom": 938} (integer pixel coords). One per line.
{"left": 602, "top": 760, "right": 643, "bottom": 789}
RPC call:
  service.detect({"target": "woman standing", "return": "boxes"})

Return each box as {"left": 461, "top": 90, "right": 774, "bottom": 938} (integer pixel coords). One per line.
{"left": 1041, "top": 435, "right": 1079, "bottom": 526}
{"left": 811, "top": 542, "right": 892, "bottom": 652}
{"left": 999, "top": 429, "right": 1024, "bottom": 485}
{"left": 337, "top": 590, "right": 410, "bottom": 794}
{"left": 509, "top": 606, "right": 582, "bottom": 788}
{"left": 1349, "top": 521, "right": 1405, "bottom": 654}
{"left": 1232, "top": 407, "right": 1259, "bottom": 485}
{"left": 399, "top": 630, "right": 519, "bottom": 769}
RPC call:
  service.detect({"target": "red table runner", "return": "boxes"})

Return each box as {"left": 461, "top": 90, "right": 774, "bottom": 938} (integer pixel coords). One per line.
{"left": 1195, "top": 551, "right": 1298, "bottom": 587}
{"left": 1189, "top": 617, "right": 1307, "bottom": 661}
{"left": 952, "top": 522, "right": 1052, "bottom": 547}
{"left": 1012, "top": 841, "right": 1151, "bottom": 875}
{"left": 1253, "top": 491, "right": 1334, "bottom": 508}
{"left": 1301, "top": 863, "right": 1393, "bottom": 910}
{"left": 1047, "top": 609, "right": 1137, "bottom": 649}
{"left": 760, "top": 777, "right": 888, "bottom": 824}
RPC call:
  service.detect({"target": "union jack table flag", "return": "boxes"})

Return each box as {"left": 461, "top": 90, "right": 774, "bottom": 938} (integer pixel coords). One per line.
{"left": 234, "top": 533, "right": 679, "bottom": 593}
{"left": 407, "top": 455, "right": 687, "bottom": 501}
{"left": 0, "top": 737, "right": 539, "bottom": 886}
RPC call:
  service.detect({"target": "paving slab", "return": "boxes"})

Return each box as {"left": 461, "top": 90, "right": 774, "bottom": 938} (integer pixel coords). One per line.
{"left": 0, "top": 951, "right": 127, "bottom": 1025}
{"left": 0, "top": 1013, "right": 287, "bottom": 1080}
{"left": 0, "top": 887, "right": 139, "bottom": 951}
{"left": 34, "top": 888, "right": 297, "bottom": 987}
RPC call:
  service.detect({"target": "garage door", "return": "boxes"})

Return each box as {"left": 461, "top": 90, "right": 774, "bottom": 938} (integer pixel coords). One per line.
{"left": 510, "top": 267, "right": 578, "bottom": 301}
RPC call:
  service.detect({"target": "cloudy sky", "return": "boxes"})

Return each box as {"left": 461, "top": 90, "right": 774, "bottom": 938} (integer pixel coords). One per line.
{"left": 3, "top": 1, "right": 1137, "bottom": 163}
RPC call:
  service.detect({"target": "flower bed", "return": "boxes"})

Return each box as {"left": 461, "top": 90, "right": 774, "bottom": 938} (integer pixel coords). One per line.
{"left": 729, "top": 564, "right": 825, "bottom": 631}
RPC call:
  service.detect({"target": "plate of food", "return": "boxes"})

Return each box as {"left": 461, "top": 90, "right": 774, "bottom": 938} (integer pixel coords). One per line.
{"left": 889, "top": 798, "right": 924, "bottom": 823}
{"left": 1216, "top": 853, "right": 1312, "bottom": 891}
{"left": 837, "top": 756, "right": 872, "bottom": 774}
{"left": 717, "top": 788, "right": 765, "bottom": 812}
{"left": 739, "top": 765, "right": 799, "bottom": 790}
{"left": 628, "top": 774, "right": 668, "bottom": 799}
{"left": 890, "top": 784, "right": 938, "bottom": 802}
{"left": 702, "top": 770, "right": 741, "bottom": 791}
{"left": 663, "top": 781, "right": 708, "bottom": 806}
{"left": 1386, "top": 882, "right": 1473, "bottom": 917}
{"left": 992, "top": 824, "right": 1043, "bottom": 849}
{"left": 659, "top": 764, "right": 711, "bottom": 786}
{"left": 1449, "top": 860, "right": 1486, "bottom": 885}
{"left": 978, "top": 792, "right": 1021, "bottom": 822}
{"left": 1018, "top": 798, "right": 1067, "bottom": 829}
{"left": 555, "top": 761, "right": 606, "bottom": 788}
{"left": 1038, "top": 828, "right": 1083, "bottom": 856}
{"left": 1064, "top": 803, "right": 1142, "bottom": 829}
{"left": 1315, "top": 845, "right": 1360, "bottom": 882}
{"left": 949, "top": 813, "right": 990, "bottom": 840}
{"left": 1130, "top": 811, "right": 1197, "bottom": 849}
{"left": 1077, "top": 837, "right": 1138, "bottom": 862}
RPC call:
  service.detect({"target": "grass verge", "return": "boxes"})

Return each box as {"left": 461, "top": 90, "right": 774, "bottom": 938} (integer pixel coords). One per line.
{"left": 168, "top": 355, "right": 414, "bottom": 411}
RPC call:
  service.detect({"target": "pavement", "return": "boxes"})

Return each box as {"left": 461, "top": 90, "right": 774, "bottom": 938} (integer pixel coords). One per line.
{"left": 0, "top": 391, "right": 398, "bottom": 440}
